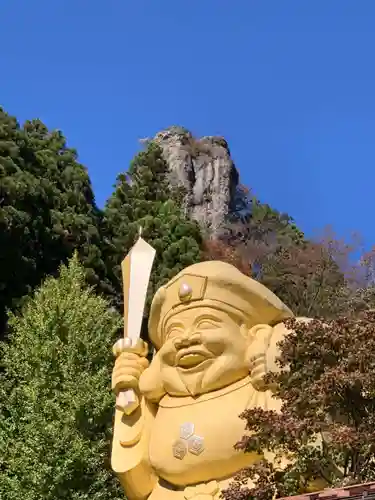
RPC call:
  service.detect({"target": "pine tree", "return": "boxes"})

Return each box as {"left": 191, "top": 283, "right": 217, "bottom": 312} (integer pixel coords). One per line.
{"left": 0, "top": 108, "right": 110, "bottom": 336}
{"left": 0, "top": 255, "right": 123, "bottom": 500}
{"left": 104, "top": 141, "right": 203, "bottom": 315}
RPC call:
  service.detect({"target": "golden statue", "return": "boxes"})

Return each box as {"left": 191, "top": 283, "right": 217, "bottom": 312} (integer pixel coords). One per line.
{"left": 111, "top": 259, "right": 296, "bottom": 500}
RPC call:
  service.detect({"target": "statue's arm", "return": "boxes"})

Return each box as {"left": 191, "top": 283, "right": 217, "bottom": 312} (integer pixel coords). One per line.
{"left": 111, "top": 396, "right": 158, "bottom": 500}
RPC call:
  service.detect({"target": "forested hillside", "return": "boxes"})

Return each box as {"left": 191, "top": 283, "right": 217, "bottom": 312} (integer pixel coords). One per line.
{"left": 1, "top": 106, "right": 375, "bottom": 500}
{"left": 3, "top": 106, "right": 371, "bottom": 338}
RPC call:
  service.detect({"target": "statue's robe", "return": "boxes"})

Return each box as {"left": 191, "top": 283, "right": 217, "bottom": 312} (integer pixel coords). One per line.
{"left": 113, "top": 375, "right": 282, "bottom": 500}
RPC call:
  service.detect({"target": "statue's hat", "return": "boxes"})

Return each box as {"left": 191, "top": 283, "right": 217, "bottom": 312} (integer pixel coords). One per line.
{"left": 148, "top": 261, "right": 294, "bottom": 349}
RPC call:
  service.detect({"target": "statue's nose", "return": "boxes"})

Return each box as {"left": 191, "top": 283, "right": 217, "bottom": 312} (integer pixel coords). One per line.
{"left": 174, "top": 332, "right": 201, "bottom": 349}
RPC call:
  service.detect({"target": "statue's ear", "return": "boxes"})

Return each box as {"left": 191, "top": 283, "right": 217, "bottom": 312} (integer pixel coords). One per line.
{"left": 244, "top": 324, "right": 273, "bottom": 391}
{"left": 247, "top": 321, "right": 295, "bottom": 391}
{"left": 263, "top": 322, "right": 292, "bottom": 374}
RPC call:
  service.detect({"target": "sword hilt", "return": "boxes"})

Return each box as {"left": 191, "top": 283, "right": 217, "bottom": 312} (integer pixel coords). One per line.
{"left": 116, "top": 388, "right": 139, "bottom": 415}
{"left": 113, "top": 338, "right": 148, "bottom": 415}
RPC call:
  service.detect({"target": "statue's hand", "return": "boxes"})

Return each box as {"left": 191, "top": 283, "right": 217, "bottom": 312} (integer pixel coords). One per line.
{"left": 112, "top": 339, "right": 149, "bottom": 395}
{"left": 184, "top": 481, "right": 220, "bottom": 499}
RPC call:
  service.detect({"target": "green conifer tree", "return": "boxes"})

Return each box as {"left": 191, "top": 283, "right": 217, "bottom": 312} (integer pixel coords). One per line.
{"left": 0, "top": 255, "right": 123, "bottom": 500}
{"left": 104, "top": 141, "right": 203, "bottom": 315}
{"left": 0, "top": 108, "right": 110, "bottom": 336}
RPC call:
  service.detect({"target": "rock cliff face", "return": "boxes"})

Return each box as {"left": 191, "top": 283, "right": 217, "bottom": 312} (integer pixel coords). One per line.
{"left": 152, "top": 127, "right": 239, "bottom": 235}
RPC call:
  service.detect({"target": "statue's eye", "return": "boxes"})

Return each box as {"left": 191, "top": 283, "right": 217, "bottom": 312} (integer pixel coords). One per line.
{"left": 196, "top": 320, "right": 219, "bottom": 330}
{"left": 166, "top": 327, "right": 183, "bottom": 339}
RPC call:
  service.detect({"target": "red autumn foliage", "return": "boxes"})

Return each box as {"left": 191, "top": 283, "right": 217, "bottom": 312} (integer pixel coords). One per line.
{"left": 202, "top": 238, "right": 252, "bottom": 276}
{"left": 205, "top": 220, "right": 375, "bottom": 320}
{"left": 223, "top": 311, "right": 375, "bottom": 500}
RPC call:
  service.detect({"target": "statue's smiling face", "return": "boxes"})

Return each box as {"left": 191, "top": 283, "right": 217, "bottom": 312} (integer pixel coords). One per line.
{"left": 157, "top": 306, "right": 251, "bottom": 397}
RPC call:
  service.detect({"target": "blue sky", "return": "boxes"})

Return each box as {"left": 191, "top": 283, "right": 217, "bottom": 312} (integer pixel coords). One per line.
{"left": 1, "top": 1, "right": 375, "bottom": 246}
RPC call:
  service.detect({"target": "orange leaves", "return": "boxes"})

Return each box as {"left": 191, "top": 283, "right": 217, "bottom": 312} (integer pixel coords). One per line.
{"left": 202, "top": 237, "right": 252, "bottom": 276}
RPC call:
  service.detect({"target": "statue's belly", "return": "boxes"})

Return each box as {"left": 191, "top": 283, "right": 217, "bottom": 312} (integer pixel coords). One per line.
{"left": 149, "top": 385, "right": 260, "bottom": 486}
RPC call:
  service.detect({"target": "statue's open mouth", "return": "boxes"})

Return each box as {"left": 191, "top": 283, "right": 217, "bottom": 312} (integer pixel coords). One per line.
{"left": 176, "top": 348, "right": 212, "bottom": 369}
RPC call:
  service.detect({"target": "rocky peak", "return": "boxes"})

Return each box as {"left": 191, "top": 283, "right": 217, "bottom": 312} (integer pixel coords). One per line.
{"left": 152, "top": 126, "right": 239, "bottom": 235}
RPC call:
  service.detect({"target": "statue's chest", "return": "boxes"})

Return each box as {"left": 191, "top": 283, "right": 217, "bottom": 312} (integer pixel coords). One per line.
{"left": 148, "top": 381, "right": 257, "bottom": 486}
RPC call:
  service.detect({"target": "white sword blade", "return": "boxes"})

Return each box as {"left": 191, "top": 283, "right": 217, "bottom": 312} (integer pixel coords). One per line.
{"left": 116, "top": 235, "right": 156, "bottom": 415}
{"left": 126, "top": 237, "right": 156, "bottom": 345}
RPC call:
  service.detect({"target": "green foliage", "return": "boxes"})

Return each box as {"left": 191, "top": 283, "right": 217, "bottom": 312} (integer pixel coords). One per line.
{"left": 104, "top": 141, "right": 203, "bottom": 316}
{"left": 227, "top": 184, "right": 304, "bottom": 244}
{"left": 0, "top": 108, "right": 109, "bottom": 337}
{"left": 250, "top": 199, "right": 305, "bottom": 245}
{"left": 0, "top": 255, "right": 123, "bottom": 500}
